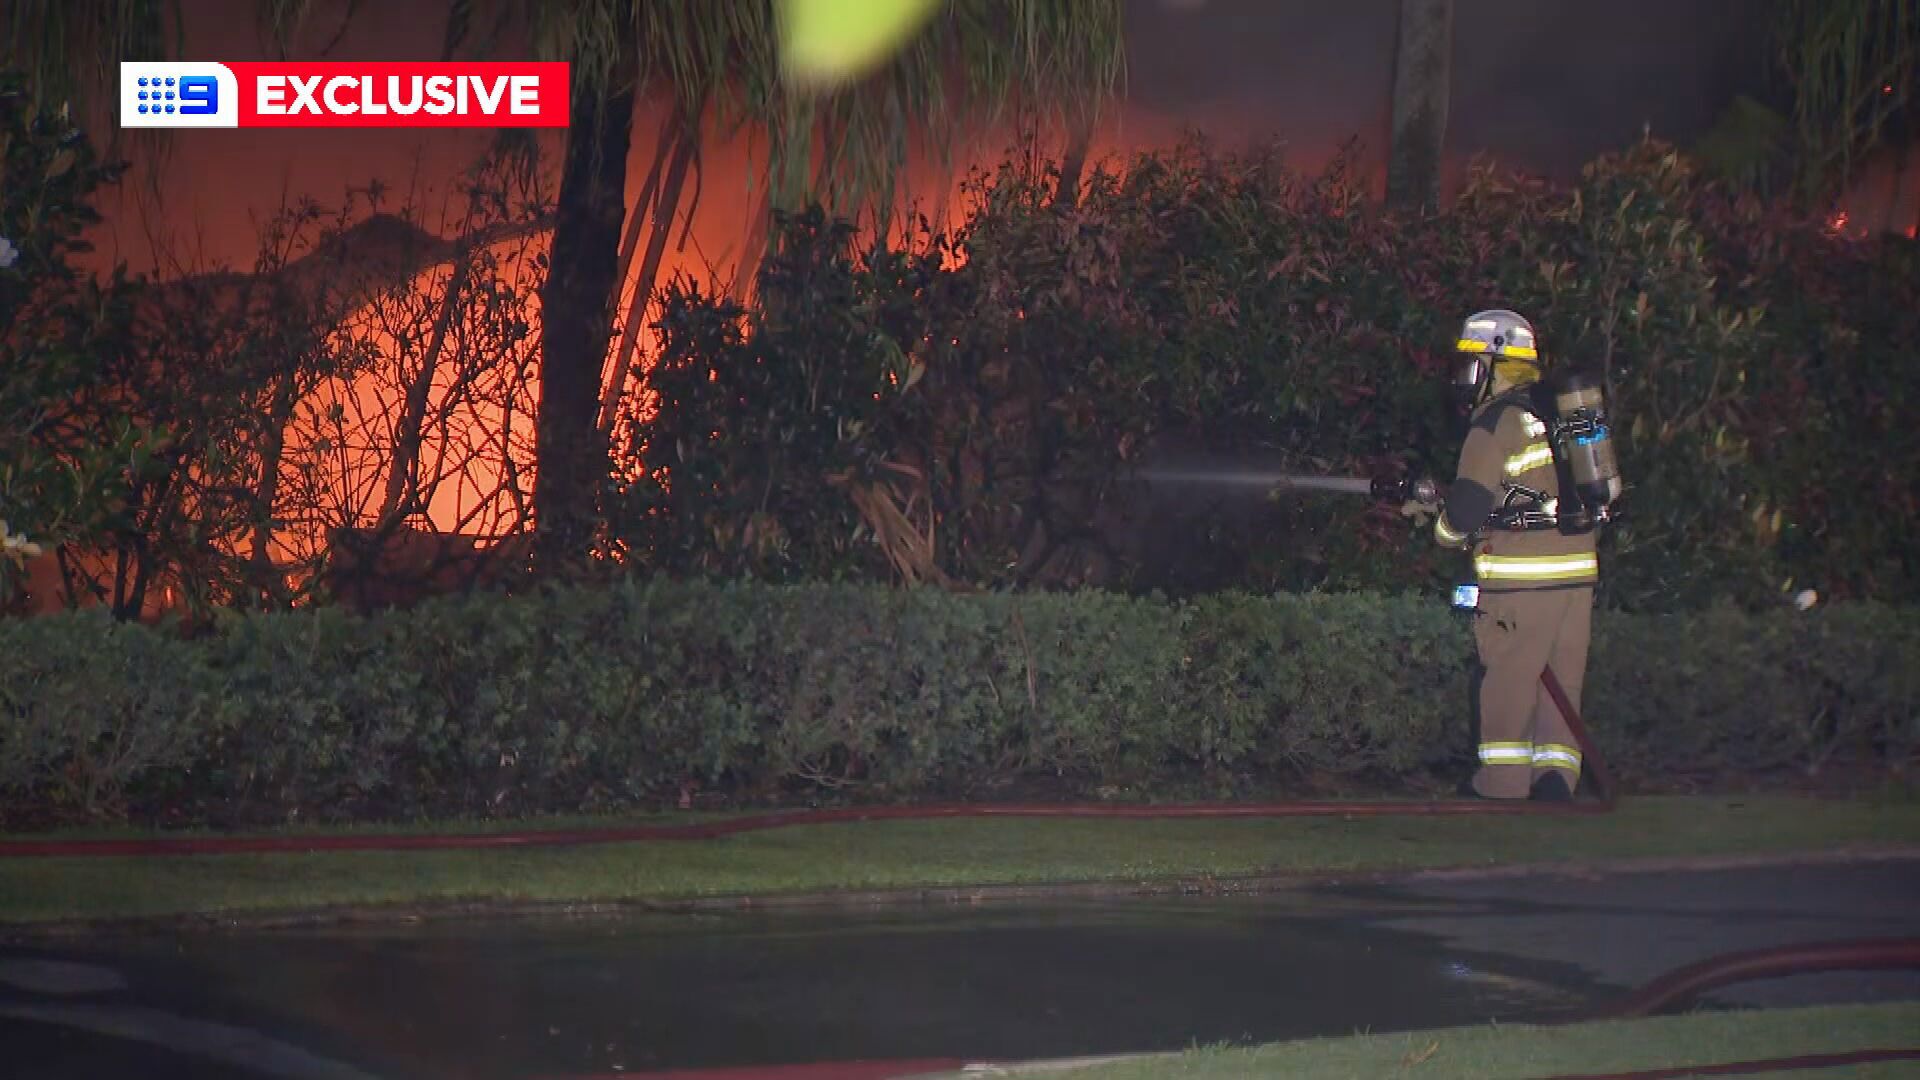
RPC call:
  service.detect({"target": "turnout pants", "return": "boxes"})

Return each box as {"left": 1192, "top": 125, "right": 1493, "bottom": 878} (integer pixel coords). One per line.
{"left": 1471, "top": 586, "right": 1594, "bottom": 799}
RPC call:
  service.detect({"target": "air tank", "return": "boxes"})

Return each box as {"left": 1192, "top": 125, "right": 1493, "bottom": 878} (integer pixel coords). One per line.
{"left": 1551, "top": 372, "right": 1623, "bottom": 519}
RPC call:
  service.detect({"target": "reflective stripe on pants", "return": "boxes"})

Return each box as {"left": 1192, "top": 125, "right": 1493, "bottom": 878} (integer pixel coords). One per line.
{"left": 1479, "top": 742, "right": 1533, "bottom": 766}
{"left": 1532, "top": 742, "right": 1582, "bottom": 773}
{"left": 1479, "top": 741, "right": 1583, "bottom": 773}
{"left": 1474, "top": 552, "right": 1599, "bottom": 585}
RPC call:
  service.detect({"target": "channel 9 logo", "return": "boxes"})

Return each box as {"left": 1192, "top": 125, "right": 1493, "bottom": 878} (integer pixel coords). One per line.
{"left": 120, "top": 63, "right": 240, "bottom": 128}
{"left": 135, "top": 75, "right": 217, "bottom": 115}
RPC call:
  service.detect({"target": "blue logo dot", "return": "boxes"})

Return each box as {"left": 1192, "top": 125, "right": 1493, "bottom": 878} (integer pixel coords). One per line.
{"left": 138, "top": 77, "right": 149, "bottom": 87}
{"left": 165, "top": 77, "right": 176, "bottom": 86}
{"left": 164, "top": 92, "right": 175, "bottom": 101}
{"left": 137, "top": 91, "right": 147, "bottom": 101}
{"left": 165, "top": 105, "right": 175, "bottom": 114}
{"left": 137, "top": 104, "right": 149, "bottom": 114}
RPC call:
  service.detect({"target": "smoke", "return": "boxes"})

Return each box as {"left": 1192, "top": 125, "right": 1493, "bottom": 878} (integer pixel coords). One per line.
{"left": 1123, "top": 0, "right": 1771, "bottom": 184}
{"left": 94, "top": 0, "right": 1777, "bottom": 274}
{"left": 1447, "top": 0, "right": 1772, "bottom": 179}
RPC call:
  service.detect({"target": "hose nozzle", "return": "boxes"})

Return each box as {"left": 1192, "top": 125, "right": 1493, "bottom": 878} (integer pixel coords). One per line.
{"left": 1370, "top": 474, "right": 1441, "bottom": 504}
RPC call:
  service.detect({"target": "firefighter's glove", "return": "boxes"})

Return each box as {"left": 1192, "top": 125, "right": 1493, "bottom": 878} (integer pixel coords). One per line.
{"left": 0, "top": 520, "right": 44, "bottom": 564}
{"left": 1399, "top": 499, "right": 1440, "bottom": 525}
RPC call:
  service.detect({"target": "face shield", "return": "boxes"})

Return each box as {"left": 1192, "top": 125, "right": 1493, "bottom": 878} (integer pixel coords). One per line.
{"left": 1452, "top": 352, "right": 1488, "bottom": 411}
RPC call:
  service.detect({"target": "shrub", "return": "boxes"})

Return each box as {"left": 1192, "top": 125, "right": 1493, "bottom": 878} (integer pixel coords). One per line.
{"left": 612, "top": 136, "right": 1920, "bottom": 611}
{"left": 0, "top": 73, "right": 166, "bottom": 607}
{"left": 0, "top": 611, "right": 219, "bottom": 823}
{"left": 1, "top": 585, "right": 1911, "bottom": 828}
{"left": 613, "top": 210, "right": 940, "bottom": 584}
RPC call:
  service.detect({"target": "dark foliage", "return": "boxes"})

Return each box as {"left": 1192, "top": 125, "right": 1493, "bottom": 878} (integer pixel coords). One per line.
{"left": 2, "top": 583, "right": 1912, "bottom": 827}
{"left": 612, "top": 136, "right": 1920, "bottom": 611}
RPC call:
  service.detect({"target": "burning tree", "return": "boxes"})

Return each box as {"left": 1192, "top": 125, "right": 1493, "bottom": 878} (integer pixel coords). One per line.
{"left": 2, "top": 0, "right": 1126, "bottom": 581}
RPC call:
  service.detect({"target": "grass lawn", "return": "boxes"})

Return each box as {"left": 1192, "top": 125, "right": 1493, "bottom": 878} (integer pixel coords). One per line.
{"left": 976, "top": 1002, "right": 1920, "bottom": 1079}
{"left": 1, "top": 796, "right": 1916, "bottom": 927}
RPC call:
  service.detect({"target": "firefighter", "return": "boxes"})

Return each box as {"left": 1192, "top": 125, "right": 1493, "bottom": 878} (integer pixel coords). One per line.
{"left": 1432, "top": 310, "right": 1597, "bottom": 802}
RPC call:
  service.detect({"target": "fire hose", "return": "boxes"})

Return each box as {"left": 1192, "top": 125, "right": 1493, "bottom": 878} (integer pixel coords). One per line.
{"left": 1584, "top": 938, "right": 1920, "bottom": 1022}
{"left": 573, "top": 939, "right": 1920, "bottom": 1080}
{"left": 1532, "top": 937, "right": 1920, "bottom": 1078}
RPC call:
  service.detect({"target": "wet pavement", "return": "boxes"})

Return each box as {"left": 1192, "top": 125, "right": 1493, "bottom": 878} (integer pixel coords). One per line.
{"left": 4, "top": 860, "right": 1918, "bottom": 1080}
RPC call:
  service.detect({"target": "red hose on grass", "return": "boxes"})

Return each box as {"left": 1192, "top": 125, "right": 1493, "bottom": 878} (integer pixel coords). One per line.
{"left": 553, "top": 940, "right": 1920, "bottom": 1079}
{"left": 0, "top": 668, "right": 1615, "bottom": 859}
{"left": 1584, "top": 938, "right": 1920, "bottom": 1022}
{"left": 569, "top": 938, "right": 1920, "bottom": 1080}
{"left": 554, "top": 1048, "right": 1920, "bottom": 1080}
{"left": 1534, "top": 937, "right": 1920, "bottom": 1078}
{"left": 1535, "top": 1046, "right": 1920, "bottom": 1079}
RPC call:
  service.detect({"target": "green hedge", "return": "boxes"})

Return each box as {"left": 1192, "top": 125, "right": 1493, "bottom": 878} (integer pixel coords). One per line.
{"left": 2, "top": 584, "right": 1914, "bottom": 828}
{"left": 615, "top": 140, "right": 1920, "bottom": 610}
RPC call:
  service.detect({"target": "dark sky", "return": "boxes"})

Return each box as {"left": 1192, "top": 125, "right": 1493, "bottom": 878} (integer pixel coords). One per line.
{"left": 1124, "top": 0, "right": 1773, "bottom": 179}
{"left": 94, "top": 0, "right": 1778, "bottom": 271}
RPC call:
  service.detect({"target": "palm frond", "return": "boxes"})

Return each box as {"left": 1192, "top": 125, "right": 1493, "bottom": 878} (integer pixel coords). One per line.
{"left": 772, "top": 0, "right": 1126, "bottom": 216}
{"left": 256, "top": 0, "right": 317, "bottom": 58}
{"left": 1, "top": 0, "right": 183, "bottom": 128}
{"left": 1774, "top": 0, "right": 1920, "bottom": 202}
{"left": 443, "top": 0, "right": 1121, "bottom": 224}
{"left": 442, "top": 0, "right": 475, "bottom": 58}
{"left": 1693, "top": 94, "right": 1792, "bottom": 197}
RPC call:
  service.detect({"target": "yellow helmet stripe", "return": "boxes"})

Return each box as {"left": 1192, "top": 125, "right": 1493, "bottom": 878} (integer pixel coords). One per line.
{"left": 1457, "top": 340, "right": 1539, "bottom": 360}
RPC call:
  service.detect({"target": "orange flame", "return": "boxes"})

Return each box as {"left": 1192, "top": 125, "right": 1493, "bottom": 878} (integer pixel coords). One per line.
{"left": 114, "top": 103, "right": 1299, "bottom": 573}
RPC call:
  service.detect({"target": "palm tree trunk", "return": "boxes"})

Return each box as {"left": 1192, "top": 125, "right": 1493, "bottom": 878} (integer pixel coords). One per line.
{"left": 732, "top": 101, "right": 820, "bottom": 304}
{"left": 249, "top": 371, "right": 300, "bottom": 607}
{"left": 1056, "top": 114, "right": 1094, "bottom": 206}
{"left": 535, "top": 79, "right": 635, "bottom": 573}
{"left": 599, "top": 109, "right": 698, "bottom": 434}
{"left": 1885, "top": 141, "right": 1909, "bottom": 234}
{"left": 618, "top": 110, "right": 678, "bottom": 292}
{"left": 728, "top": 180, "right": 775, "bottom": 305}
{"left": 380, "top": 257, "right": 472, "bottom": 525}
{"left": 1386, "top": 0, "right": 1455, "bottom": 211}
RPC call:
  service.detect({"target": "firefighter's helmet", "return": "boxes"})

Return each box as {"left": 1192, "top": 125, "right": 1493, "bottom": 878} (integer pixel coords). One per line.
{"left": 1453, "top": 309, "right": 1541, "bottom": 408}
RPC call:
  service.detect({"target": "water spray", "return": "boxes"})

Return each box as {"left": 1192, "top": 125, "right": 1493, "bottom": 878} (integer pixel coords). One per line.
{"left": 1135, "top": 467, "right": 1375, "bottom": 496}
{"left": 1135, "top": 465, "right": 1440, "bottom": 505}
